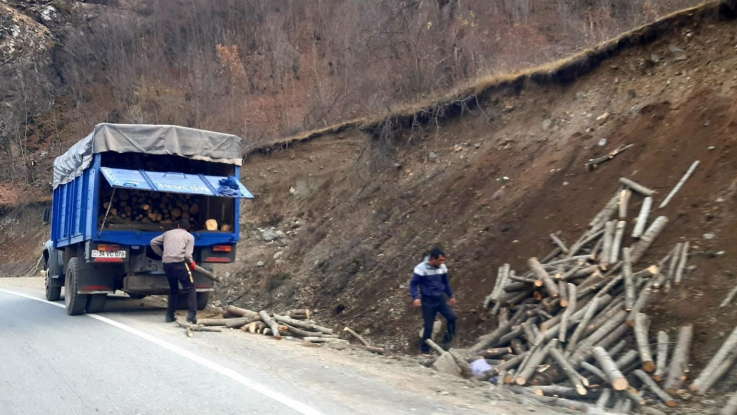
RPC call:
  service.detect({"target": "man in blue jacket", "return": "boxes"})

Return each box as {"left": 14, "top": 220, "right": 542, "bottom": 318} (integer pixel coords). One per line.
{"left": 410, "top": 248, "right": 457, "bottom": 354}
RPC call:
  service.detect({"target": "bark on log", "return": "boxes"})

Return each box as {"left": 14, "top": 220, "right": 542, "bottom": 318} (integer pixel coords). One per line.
{"left": 608, "top": 339, "right": 628, "bottom": 358}
{"left": 590, "top": 192, "right": 621, "bottom": 228}
{"left": 721, "top": 391, "right": 737, "bottom": 415}
{"left": 721, "top": 285, "right": 737, "bottom": 308}
{"left": 600, "top": 221, "right": 615, "bottom": 270}
{"left": 566, "top": 297, "right": 600, "bottom": 355}
{"left": 633, "top": 369, "right": 677, "bottom": 407}
{"left": 559, "top": 284, "right": 577, "bottom": 343}
{"left": 667, "top": 242, "right": 682, "bottom": 286}
{"left": 541, "top": 247, "right": 563, "bottom": 264}
{"left": 504, "top": 282, "right": 530, "bottom": 293}
{"left": 593, "top": 346, "right": 629, "bottom": 391}
{"left": 611, "top": 221, "right": 626, "bottom": 264}
{"left": 225, "top": 317, "right": 257, "bottom": 329}
{"left": 469, "top": 321, "right": 512, "bottom": 353}
{"left": 623, "top": 247, "right": 635, "bottom": 311}
{"left": 361, "top": 346, "right": 385, "bottom": 354}
{"left": 550, "top": 234, "right": 570, "bottom": 254}
{"left": 654, "top": 331, "right": 669, "bottom": 382}
{"left": 626, "top": 284, "right": 652, "bottom": 326}
{"left": 259, "top": 311, "right": 282, "bottom": 340}
{"left": 619, "top": 189, "right": 631, "bottom": 220}
{"left": 532, "top": 385, "right": 601, "bottom": 400}
{"left": 634, "top": 313, "right": 655, "bottom": 372}
{"left": 497, "top": 326, "right": 523, "bottom": 346}
{"left": 691, "top": 325, "right": 737, "bottom": 393}
{"left": 529, "top": 257, "right": 559, "bottom": 297}
{"left": 280, "top": 325, "right": 322, "bottom": 338}
{"left": 505, "top": 387, "right": 591, "bottom": 412}
{"left": 664, "top": 324, "right": 693, "bottom": 394}
{"left": 176, "top": 320, "right": 222, "bottom": 332}
{"left": 619, "top": 178, "right": 655, "bottom": 197}
{"left": 481, "top": 347, "right": 513, "bottom": 358}
{"left": 225, "top": 305, "right": 260, "bottom": 320}
{"left": 197, "top": 318, "right": 229, "bottom": 326}
{"left": 641, "top": 408, "right": 668, "bottom": 415}
{"left": 581, "top": 361, "right": 608, "bottom": 383}
{"left": 584, "top": 298, "right": 624, "bottom": 338}
{"left": 304, "top": 337, "right": 347, "bottom": 343}
{"left": 288, "top": 309, "right": 311, "bottom": 320}
{"left": 615, "top": 350, "right": 639, "bottom": 370}
{"left": 659, "top": 160, "right": 699, "bottom": 208}
{"left": 516, "top": 339, "right": 557, "bottom": 386}
{"left": 274, "top": 315, "right": 333, "bottom": 334}
{"left": 344, "top": 327, "right": 370, "bottom": 347}
{"left": 674, "top": 241, "right": 689, "bottom": 286}
{"left": 558, "top": 279, "right": 569, "bottom": 308}
{"left": 596, "top": 388, "right": 611, "bottom": 411}
{"left": 510, "top": 339, "right": 526, "bottom": 355}
{"left": 548, "top": 347, "right": 588, "bottom": 395}
{"left": 542, "top": 294, "right": 608, "bottom": 342}
{"left": 630, "top": 216, "right": 668, "bottom": 264}
{"left": 570, "top": 321, "right": 628, "bottom": 368}
{"left": 632, "top": 197, "right": 653, "bottom": 239}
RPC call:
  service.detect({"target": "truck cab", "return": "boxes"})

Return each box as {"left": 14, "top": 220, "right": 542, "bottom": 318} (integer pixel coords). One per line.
{"left": 43, "top": 124, "right": 253, "bottom": 315}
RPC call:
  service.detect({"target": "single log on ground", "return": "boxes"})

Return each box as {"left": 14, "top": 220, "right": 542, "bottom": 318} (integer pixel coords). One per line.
{"left": 559, "top": 283, "right": 577, "bottom": 343}
{"left": 303, "top": 337, "right": 348, "bottom": 344}
{"left": 225, "top": 305, "right": 260, "bottom": 319}
{"left": 176, "top": 320, "right": 222, "bottom": 333}
{"left": 344, "top": 327, "right": 370, "bottom": 347}
{"left": 469, "top": 320, "right": 512, "bottom": 353}
{"left": 666, "top": 242, "right": 682, "bottom": 289}
{"left": 674, "top": 241, "right": 689, "bottom": 286}
{"left": 558, "top": 279, "right": 568, "bottom": 308}
{"left": 593, "top": 347, "right": 628, "bottom": 391}
{"left": 630, "top": 216, "right": 668, "bottom": 264}
{"left": 623, "top": 247, "right": 635, "bottom": 311}
{"left": 532, "top": 385, "right": 601, "bottom": 400}
{"left": 528, "top": 257, "right": 559, "bottom": 297}
{"left": 664, "top": 324, "right": 693, "bottom": 394}
{"left": 596, "top": 388, "right": 612, "bottom": 411}
{"left": 632, "top": 197, "right": 653, "bottom": 238}
{"left": 600, "top": 221, "right": 615, "bottom": 269}
{"left": 516, "top": 339, "right": 557, "bottom": 386}
{"left": 633, "top": 369, "right": 677, "bottom": 407}
{"left": 626, "top": 284, "right": 652, "bottom": 326}
{"left": 274, "top": 315, "right": 333, "bottom": 334}
{"left": 481, "top": 347, "right": 512, "bottom": 358}
{"left": 259, "top": 311, "right": 283, "bottom": 340}
{"left": 615, "top": 350, "right": 639, "bottom": 370}
{"left": 196, "top": 318, "right": 228, "bottom": 326}
{"left": 281, "top": 325, "right": 322, "bottom": 338}
{"left": 619, "top": 178, "right": 655, "bottom": 196}
{"left": 611, "top": 221, "right": 626, "bottom": 264}
{"left": 548, "top": 347, "right": 588, "bottom": 395}
{"left": 360, "top": 346, "right": 385, "bottom": 354}
{"left": 654, "top": 330, "right": 669, "bottom": 382}
{"left": 634, "top": 313, "right": 656, "bottom": 372}
{"left": 550, "top": 234, "right": 569, "bottom": 254}
{"left": 589, "top": 192, "right": 621, "bottom": 228}
{"left": 608, "top": 339, "right": 627, "bottom": 358}
{"left": 225, "top": 316, "right": 257, "bottom": 329}
{"left": 691, "top": 325, "right": 737, "bottom": 394}
{"left": 510, "top": 339, "right": 526, "bottom": 355}
{"left": 505, "top": 386, "right": 591, "bottom": 412}
{"left": 566, "top": 297, "right": 600, "bottom": 355}
{"left": 659, "top": 160, "right": 699, "bottom": 208}
{"left": 721, "top": 285, "right": 737, "bottom": 308}
{"left": 581, "top": 361, "right": 608, "bottom": 383}
{"left": 288, "top": 309, "right": 311, "bottom": 319}
{"left": 618, "top": 189, "right": 631, "bottom": 220}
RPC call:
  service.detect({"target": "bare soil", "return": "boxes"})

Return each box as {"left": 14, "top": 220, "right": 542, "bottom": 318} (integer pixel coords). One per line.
{"left": 216, "top": 13, "right": 737, "bottom": 408}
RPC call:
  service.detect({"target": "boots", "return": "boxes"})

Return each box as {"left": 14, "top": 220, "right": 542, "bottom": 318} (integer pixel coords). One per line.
{"left": 186, "top": 311, "right": 197, "bottom": 324}
{"left": 165, "top": 312, "right": 176, "bottom": 323}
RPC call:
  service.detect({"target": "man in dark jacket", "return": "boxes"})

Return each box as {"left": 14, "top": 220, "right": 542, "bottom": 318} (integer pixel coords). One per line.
{"left": 410, "top": 248, "right": 457, "bottom": 353}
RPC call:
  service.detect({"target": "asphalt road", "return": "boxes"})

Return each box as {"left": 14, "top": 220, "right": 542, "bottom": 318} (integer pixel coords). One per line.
{"left": 0, "top": 281, "right": 526, "bottom": 415}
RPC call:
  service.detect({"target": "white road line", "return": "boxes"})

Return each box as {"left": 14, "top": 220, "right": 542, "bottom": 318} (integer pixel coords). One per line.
{"left": 0, "top": 288, "right": 325, "bottom": 415}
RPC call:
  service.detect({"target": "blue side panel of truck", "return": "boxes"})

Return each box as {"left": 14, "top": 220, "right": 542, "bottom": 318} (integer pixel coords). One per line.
{"left": 51, "top": 154, "right": 251, "bottom": 250}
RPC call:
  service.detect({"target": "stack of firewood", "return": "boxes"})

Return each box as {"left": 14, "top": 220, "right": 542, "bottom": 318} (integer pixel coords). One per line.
{"left": 450, "top": 176, "right": 737, "bottom": 414}
{"left": 99, "top": 189, "right": 204, "bottom": 226}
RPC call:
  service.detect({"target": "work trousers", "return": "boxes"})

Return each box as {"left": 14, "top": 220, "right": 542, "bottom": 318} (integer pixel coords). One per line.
{"left": 420, "top": 296, "right": 456, "bottom": 353}
{"left": 163, "top": 262, "right": 196, "bottom": 314}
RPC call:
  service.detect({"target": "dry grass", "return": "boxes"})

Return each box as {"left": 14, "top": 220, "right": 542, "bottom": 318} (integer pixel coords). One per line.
{"left": 249, "top": 0, "right": 733, "bottom": 156}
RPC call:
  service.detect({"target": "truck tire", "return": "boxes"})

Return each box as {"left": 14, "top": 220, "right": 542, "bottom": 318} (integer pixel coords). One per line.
{"left": 87, "top": 294, "right": 107, "bottom": 313}
{"left": 64, "top": 258, "right": 88, "bottom": 316}
{"left": 196, "top": 292, "right": 210, "bottom": 310}
{"left": 45, "top": 275, "right": 61, "bottom": 302}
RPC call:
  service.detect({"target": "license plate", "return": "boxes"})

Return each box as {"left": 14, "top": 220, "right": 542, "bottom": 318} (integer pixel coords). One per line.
{"left": 92, "top": 250, "right": 127, "bottom": 258}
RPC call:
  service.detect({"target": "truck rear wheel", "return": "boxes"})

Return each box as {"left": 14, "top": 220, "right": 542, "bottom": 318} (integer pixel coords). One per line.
{"left": 196, "top": 292, "right": 210, "bottom": 310}
{"left": 87, "top": 294, "right": 107, "bottom": 313}
{"left": 64, "top": 258, "right": 89, "bottom": 315}
{"left": 45, "top": 275, "right": 61, "bottom": 302}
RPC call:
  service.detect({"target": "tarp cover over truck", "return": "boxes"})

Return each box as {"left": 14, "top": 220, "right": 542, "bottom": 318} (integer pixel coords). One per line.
{"left": 53, "top": 123, "right": 244, "bottom": 189}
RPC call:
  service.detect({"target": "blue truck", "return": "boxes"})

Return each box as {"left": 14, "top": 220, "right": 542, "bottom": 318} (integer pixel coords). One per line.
{"left": 43, "top": 124, "right": 253, "bottom": 315}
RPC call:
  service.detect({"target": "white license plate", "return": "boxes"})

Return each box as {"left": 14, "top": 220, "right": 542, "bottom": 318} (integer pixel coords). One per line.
{"left": 92, "top": 250, "right": 127, "bottom": 258}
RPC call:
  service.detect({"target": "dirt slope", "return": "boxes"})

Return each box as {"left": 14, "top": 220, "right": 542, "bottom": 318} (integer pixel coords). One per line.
{"left": 223, "top": 1, "right": 737, "bottom": 392}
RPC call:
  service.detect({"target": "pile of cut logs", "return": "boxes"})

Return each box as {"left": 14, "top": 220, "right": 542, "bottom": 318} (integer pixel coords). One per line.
{"left": 449, "top": 175, "right": 737, "bottom": 414}
{"left": 178, "top": 306, "right": 384, "bottom": 353}
{"left": 99, "top": 189, "right": 206, "bottom": 226}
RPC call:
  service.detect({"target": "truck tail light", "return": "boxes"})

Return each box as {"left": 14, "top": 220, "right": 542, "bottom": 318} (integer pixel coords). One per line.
{"left": 205, "top": 257, "right": 231, "bottom": 263}
{"left": 212, "top": 245, "right": 232, "bottom": 252}
{"left": 97, "top": 244, "right": 120, "bottom": 251}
